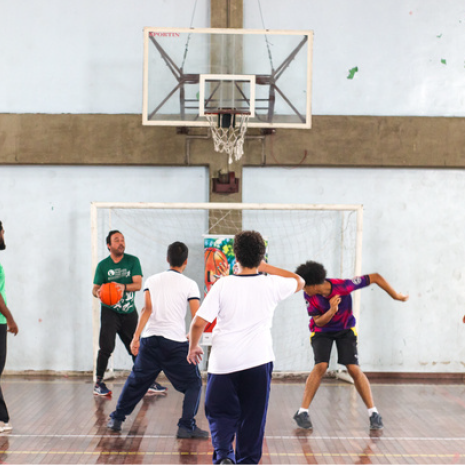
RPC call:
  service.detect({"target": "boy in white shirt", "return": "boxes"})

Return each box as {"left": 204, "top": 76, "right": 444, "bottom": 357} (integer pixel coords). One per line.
{"left": 188, "top": 231, "right": 305, "bottom": 464}
{"left": 107, "top": 242, "right": 208, "bottom": 439}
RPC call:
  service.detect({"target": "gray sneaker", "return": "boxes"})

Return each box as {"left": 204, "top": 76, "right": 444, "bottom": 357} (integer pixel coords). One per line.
{"left": 107, "top": 418, "right": 123, "bottom": 432}
{"left": 176, "top": 425, "right": 209, "bottom": 439}
{"left": 293, "top": 410, "right": 313, "bottom": 429}
{"left": 369, "top": 412, "right": 384, "bottom": 430}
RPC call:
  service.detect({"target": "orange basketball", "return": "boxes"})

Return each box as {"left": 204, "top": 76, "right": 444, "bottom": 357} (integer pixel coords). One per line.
{"left": 100, "top": 282, "right": 122, "bottom": 306}
{"left": 204, "top": 247, "right": 228, "bottom": 287}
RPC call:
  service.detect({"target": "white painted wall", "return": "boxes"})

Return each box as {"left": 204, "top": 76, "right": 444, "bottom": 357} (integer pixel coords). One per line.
{"left": 245, "top": 0, "right": 465, "bottom": 116}
{"left": 0, "top": 166, "right": 208, "bottom": 372}
{"left": 244, "top": 167, "right": 465, "bottom": 373}
{"left": 1, "top": 166, "right": 461, "bottom": 373}
{"left": 2, "top": 1, "right": 464, "bottom": 116}
{"left": 0, "top": 0, "right": 210, "bottom": 113}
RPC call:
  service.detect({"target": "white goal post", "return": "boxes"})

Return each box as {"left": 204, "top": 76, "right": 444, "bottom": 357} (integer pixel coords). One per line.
{"left": 90, "top": 202, "right": 363, "bottom": 377}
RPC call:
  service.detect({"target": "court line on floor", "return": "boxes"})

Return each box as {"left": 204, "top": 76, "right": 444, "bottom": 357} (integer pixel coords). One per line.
{"left": 0, "top": 450, "right": 461, "bottom": 459}
{"left": 3, "top": 379, "right": 465, "bottom": 388}
{"left": 2, "top": 433, "right": 465, "bottom": 441}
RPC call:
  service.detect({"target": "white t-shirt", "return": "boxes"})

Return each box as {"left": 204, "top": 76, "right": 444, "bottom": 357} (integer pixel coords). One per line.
{"left": 142, "top": 270, "right": 201, "bottom": 342}
{"left": 196, "top": 273, "right": 298, "bottom": 374}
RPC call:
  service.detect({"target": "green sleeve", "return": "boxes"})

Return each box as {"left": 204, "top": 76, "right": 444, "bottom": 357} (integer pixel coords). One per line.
{"left": 133, "top": 257, "right": 142, "bottom": 277}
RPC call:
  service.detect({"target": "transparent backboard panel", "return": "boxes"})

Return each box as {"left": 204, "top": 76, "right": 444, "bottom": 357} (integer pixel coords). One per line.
{"left": 143, "top": 28, "right": 313, "bottom": 129}
{"left": 199, "top": 75, "right": 255, "bottom": 116}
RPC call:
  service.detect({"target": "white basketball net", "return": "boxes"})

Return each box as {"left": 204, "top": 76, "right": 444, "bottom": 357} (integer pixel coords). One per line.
{"left": 205, "top": 113, "right": 250, "bottom": 164}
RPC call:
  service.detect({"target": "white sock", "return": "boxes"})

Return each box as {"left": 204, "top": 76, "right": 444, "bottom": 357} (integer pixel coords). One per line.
{"left": 368, "top": 407, "right": 378, "bottom": 417}
{"left": 298, "top": 408, "right": 309, "bottom": 415}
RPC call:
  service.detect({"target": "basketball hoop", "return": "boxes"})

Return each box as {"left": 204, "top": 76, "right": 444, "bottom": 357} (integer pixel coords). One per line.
{"left": 205, "top": 111, "right": 250, "bottom": 164}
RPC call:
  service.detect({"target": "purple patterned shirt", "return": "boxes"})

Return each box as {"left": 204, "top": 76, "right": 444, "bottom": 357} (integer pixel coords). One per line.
{"left": 304, "top": 276, "right": 371, "bottom": 333}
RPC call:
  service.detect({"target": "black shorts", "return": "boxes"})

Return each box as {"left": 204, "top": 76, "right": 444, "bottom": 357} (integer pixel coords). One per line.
{"left": 310, "top": 329, "right": 359, "bottom": 366}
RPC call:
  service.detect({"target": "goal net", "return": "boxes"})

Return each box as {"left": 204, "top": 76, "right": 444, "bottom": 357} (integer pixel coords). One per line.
{"left": 91, "top": 202, "right": 363, "bottom": 377}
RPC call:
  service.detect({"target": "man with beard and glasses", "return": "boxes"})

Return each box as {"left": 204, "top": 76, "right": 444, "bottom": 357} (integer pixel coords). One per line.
{"left": 0, "top": 221, "right": 19, "bottom": 433}
{"left": 92, "top": 230, "right": 166, "bottom": 396}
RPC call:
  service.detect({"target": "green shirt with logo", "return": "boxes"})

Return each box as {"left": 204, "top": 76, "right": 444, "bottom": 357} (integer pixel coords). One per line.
{"left": 93, "top": 254, "right": 142, "bottom": 314}
{"left": 0, "top": 263, "right": 8, "bottom": 324}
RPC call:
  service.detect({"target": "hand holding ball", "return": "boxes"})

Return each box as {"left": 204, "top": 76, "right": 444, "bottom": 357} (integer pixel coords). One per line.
{"left": 100, "top": 282, "right": 123, "bottom": 306}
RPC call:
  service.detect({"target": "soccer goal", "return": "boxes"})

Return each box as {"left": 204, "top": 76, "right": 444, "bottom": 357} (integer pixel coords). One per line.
{"left": 90, "top": 202, "right": 363, "bottom": 377}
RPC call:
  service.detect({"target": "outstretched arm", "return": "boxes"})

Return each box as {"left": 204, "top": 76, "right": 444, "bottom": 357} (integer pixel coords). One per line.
{"left": 258, "top": 261, "right": 305, "bottom": 293}
{"left": 368, "top": 273, "right": 408, "bottom": 301}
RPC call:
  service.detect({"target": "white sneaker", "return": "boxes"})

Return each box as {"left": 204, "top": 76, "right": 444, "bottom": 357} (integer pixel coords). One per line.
{"left": 0, "top": 422, "right": 12, "bottom": 433}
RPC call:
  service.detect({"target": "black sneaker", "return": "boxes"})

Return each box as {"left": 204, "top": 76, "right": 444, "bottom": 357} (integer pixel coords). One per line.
{"left": 369, "top": 412, "right": 383, "bottom": 430}
{"left": 107, "top": 418, "right": 123, "bottom": 432}
{"left": 176, "top": 425, "right": 209, "bottom": 439}
{"left": 219, "top": 459, "right": 234, "bottom": 464}
{"left": 293, "top": 410, "right": 313, "bottom": 429}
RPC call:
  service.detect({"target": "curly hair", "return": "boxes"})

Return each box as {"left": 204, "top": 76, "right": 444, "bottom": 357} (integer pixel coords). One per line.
{"left": 233, "top": 231, "right": 266, "bottom": 269}
{"left": 295, "top": 261, "right": 327, "bottom": 286}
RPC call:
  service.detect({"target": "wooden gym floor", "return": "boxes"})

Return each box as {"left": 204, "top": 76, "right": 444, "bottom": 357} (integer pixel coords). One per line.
{"left": 0, "top": 375, "right": 464, "bottom": 464}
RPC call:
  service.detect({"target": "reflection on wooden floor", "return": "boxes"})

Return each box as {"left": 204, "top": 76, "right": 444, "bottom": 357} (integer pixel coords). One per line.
{"left": 0, "top": 375, "right": 464, "bottom": 464}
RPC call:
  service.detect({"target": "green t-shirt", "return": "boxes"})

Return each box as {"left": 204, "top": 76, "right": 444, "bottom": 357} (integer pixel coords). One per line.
{"left": 93, "top": 254, "right": 142, "bottom": 314}
{"left": 0, "top": 263, "right": 8, "bottom": 324}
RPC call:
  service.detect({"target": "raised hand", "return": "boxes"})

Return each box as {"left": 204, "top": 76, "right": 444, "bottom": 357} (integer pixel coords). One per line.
{"left": 214, "top": 261, "right": 230, "bottom": 279}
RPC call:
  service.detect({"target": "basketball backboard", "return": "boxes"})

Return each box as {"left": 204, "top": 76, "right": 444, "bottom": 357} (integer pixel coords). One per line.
{"left": 143, "top": 27, "right": 313, "bottom": 129}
